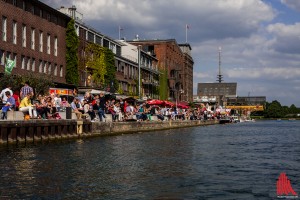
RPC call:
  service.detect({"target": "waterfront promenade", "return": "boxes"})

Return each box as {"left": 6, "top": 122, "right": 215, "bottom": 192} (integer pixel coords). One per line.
{"left": 0, "top": 119, "right": 218, "bottom": 145}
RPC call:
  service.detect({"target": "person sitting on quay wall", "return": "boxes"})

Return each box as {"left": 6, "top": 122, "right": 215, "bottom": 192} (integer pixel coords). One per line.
{"left": 35, "top": 94, "right": 48, "bottom": 119}
{"left": 70, "top": 97, "right": 83, "bottom": 119}
{"left": 19, "top": 93, "right": 37, "bottom": 119}
{"left": 1, "top": 91, "right": 16, "bottom": 120}
{"left": 12, "top": 90, "right": 20, "bottom": 111}
{"left": 0, "top": 85, "right": 13, "bottom": 104}
{"left": 83, "top": 99, "right": 96, "bottom": 121}
{"left": 60, "top": 97, "right": 69, "bottom": 112}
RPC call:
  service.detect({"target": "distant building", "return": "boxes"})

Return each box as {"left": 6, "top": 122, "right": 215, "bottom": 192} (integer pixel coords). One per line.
{"left": 197, "top": 82, "right": 237, "bottom": 105}
{"left": 0, "top": 0, "right": 70, "bottom": 83}
{"left": 179, "top": 44, "right": 194, "bottom": 102}
{"left": 225, "top": 96, "right": 266, "bottom": 111}
{"left": 128, "top": 39, "right": 194, "bottom": 102}
{"left": 118, "top": 40, "right": 159, "bottom": 99}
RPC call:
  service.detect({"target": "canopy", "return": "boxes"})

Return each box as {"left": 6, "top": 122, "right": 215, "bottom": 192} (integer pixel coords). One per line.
{"left": 90, "top": 89, "right": 108, "bottom": 95}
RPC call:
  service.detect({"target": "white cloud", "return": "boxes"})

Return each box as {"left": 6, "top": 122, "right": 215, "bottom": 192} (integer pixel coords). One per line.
{"left": 281, "top": 0, "right": 300, "bottom": 11}
{"left": 226, "top": 67, "right": 300, "bottom": 80}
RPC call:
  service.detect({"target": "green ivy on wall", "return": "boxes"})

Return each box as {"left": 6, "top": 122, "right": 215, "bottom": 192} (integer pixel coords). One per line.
{"left": 159, "top": 68, "right": 168, "bottom": 100}
{"left": 65, "top": 19, "right": 79, "bottom": 86}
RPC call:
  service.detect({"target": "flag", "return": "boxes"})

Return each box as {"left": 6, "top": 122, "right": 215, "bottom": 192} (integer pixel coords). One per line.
{"left": 186, "top": 24, "right": 190, "bottom": 29}
{"left": 5, "top": 58, "right": 16, "bottom": 74}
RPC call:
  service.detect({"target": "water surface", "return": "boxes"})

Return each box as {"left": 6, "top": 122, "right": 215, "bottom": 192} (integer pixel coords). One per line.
{"left": 0, "top": 120, "right": 300, "bottom": 199}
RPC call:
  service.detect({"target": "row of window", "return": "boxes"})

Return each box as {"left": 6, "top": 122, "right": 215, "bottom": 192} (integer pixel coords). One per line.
{"left": 3, "top": 0, "right": 66, "bottom": 27}
{"left": 0, "top": 49, "right": 63, "bottom": 77}
{"left": 2, "top": 16, "right": 58, "bottom": 56}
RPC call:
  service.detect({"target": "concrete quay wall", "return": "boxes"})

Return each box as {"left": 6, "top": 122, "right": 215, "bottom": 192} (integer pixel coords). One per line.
{"left": 0, "top": 120, "right": 218, "bottom": 145}
{"left": 92, "top": 120, "right": 218, "bottom": 136}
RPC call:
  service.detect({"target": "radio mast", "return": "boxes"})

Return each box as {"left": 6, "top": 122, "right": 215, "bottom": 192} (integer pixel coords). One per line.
{"left": 216, "top": 46, "right": 223, "bottom": 83}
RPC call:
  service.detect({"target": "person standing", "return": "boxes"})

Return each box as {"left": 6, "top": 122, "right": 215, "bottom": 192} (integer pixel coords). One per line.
{"left": 98, "top": 93, "right": 106, "bottom": 122}
{"left": 0, "top": 85, "right": 13, "bottom": 103}
{"left": 20, "top": 81, "right": 34, "bottom": 100}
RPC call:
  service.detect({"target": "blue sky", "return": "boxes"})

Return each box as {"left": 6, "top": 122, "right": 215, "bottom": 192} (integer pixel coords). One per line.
{"left": 43, "top": 0, "right": 300, "bottom": 106}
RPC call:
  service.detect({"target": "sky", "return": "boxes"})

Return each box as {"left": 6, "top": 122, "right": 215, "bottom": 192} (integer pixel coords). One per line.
{"left": 42, "top": 0, "right": 300, "bottom": 107}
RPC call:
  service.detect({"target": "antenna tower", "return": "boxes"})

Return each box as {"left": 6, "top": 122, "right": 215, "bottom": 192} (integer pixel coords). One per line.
{"left": 216, "top": 46, "right": 224, "bottom": 83}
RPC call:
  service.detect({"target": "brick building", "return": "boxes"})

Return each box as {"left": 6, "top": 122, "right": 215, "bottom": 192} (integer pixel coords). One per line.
{"left": 59, "top": 6, "right": 159, "bottom": 98}
{"left": 128, "top": 39, "right": 193, "bottom": 102}
{"left": 0, "top": 0, "right": 70, "bottom": 84}
{"left": 179, "top": 43, "right": 194, "bottom": 102}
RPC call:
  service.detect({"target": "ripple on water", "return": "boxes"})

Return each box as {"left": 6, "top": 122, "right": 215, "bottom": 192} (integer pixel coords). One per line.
{"left": 0, "top": 120, "right": 300, "bottom": 199}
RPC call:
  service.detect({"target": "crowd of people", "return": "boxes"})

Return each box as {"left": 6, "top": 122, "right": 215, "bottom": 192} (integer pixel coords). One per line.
{"left": 71, "top": 91, "right": 221, "bottom": 122}
{"left": 1, "top": 83, "right": 222, "bottom": 122}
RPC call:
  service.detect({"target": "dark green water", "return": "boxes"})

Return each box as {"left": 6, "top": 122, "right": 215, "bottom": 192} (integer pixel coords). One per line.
{"left": 0, "top": 120, "right": 300, "bottom": 199}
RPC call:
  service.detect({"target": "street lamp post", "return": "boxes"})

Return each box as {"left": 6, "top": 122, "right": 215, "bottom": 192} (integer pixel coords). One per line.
{"left": 138, "top": 45, "right": 141, "bottom": 99}
{"left": 176, "top": 89, "right": 184, "bottom": 109}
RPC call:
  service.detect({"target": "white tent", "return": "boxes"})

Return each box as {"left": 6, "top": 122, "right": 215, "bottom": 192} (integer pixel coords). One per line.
{"left": 90, "top": 89, "right": 109, "bottom": 95}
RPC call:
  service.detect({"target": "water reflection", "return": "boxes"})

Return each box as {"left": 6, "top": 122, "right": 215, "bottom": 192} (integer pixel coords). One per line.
{"left": 0, "top": 120, "right": 300, "bottom": 199}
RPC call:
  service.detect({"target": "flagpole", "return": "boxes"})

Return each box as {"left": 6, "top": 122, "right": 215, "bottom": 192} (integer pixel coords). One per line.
{"left": 185, "top": 24, "right": 187, "bottom": 43}
{"left": 119, "top": 26, "right": 121, "bottom": 40}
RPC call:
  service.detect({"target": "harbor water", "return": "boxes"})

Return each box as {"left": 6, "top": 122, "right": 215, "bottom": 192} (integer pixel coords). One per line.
{"left": 0, "top": 120, "right": 300, "bottom": 199}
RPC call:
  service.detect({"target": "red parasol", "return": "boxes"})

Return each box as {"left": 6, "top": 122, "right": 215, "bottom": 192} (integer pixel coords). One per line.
{"left": 177, "top": 103, "right": 189, "bottom": 109}
{"left": 163, "top": 100, "right": 175, "bottom": 107}
{"left": 147, "top": 99, "right": 164, "bottom": 105}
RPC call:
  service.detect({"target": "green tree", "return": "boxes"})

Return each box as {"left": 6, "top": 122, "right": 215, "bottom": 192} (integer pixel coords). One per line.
{"left": 103, "top": 47, "right": 118, "bottom": 92}
{"left": 289, "top": 104, "right": 298, "bottom": 114}
{"left": 159, "top": 68, "right": 168, "bottom": 100}
{"left": 0, "top": 72, "right": 54, "bottom": 97}
{"left": 85, "top": 44, "right": 117, "bottom": 91}
{"left": 65, "top": 19, "right": 79, "bottom": 86}
{"left": 264, "top": 100, "right": 283, "bottom": 118}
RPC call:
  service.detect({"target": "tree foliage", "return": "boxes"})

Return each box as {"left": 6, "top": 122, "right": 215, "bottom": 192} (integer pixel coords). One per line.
{"left": 65, "top": 19, "right": 79, "bottom": 86}
{"left": 159, "top": 68, "right": 168, "bottom": 100}
{"left": 85, "top": 43, "right": 118, "bottom": 91}
{"left": 263, "top": 100, "right": 300, "bottom": 118}
{"left": 0, "top": 72, "right": 54, "bottom": 97}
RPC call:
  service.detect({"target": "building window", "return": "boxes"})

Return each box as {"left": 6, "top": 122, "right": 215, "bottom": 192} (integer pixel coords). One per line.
{"left": 39, "top": 9, "right": 43, "bottom": 18}
{"left": 31, "top": 6, "right": 35, "bottom": 15}
{"left": 48, "top": 62, "right": 51, "bottom": 74}
{"left": 43, "top": 62, "right": 47, "bottom": 73}
{"left": 31, "top": 28, "right": 35, "bottom": 50}
{"left": 54, "top": 37, "right": 57, "bottom": 56}
{"left": 6, "top": 51, "right": 11, "bottom": 60}
{"left": 47, "top": 34, "right": 50, "bottom": 54}
{"left": 22, "top": 24, "right": 26, "bottom": 47}
{"left": 13, "top": 53, "right": 17, "bottom": 67}
{"left": 54, "top": 64, "right": 57, "bottom": 76}
{"left": 26, "top": 57, "right": 30, "bottom": 70}
{"left": 39, "top": 60, "right": 43, "bottom": 72}
{"left": 32, "top": 58, "right": 35, "bottom": 71}
{"left": 2, "top": 16, "right": 7, "bottom": 41}
{"left": 0, "top": 50, "right": 4, "bottom": 65}
{"left": 22, "top": 0, "right": 26, "bottom": 10}
{"left": 21, "top": 55, "right": 25, "bottom": 69}
{"left": 75, "top": 25, "right": 79, "bottom": 36}
{"left": 39, "top": 31, "right": 43, "bottom": 52}
{"left": 12, "top": 21, "right": 17, "bottom": 44}
{"left": 59, "top": 65, "right": 63, "bottom": 77}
